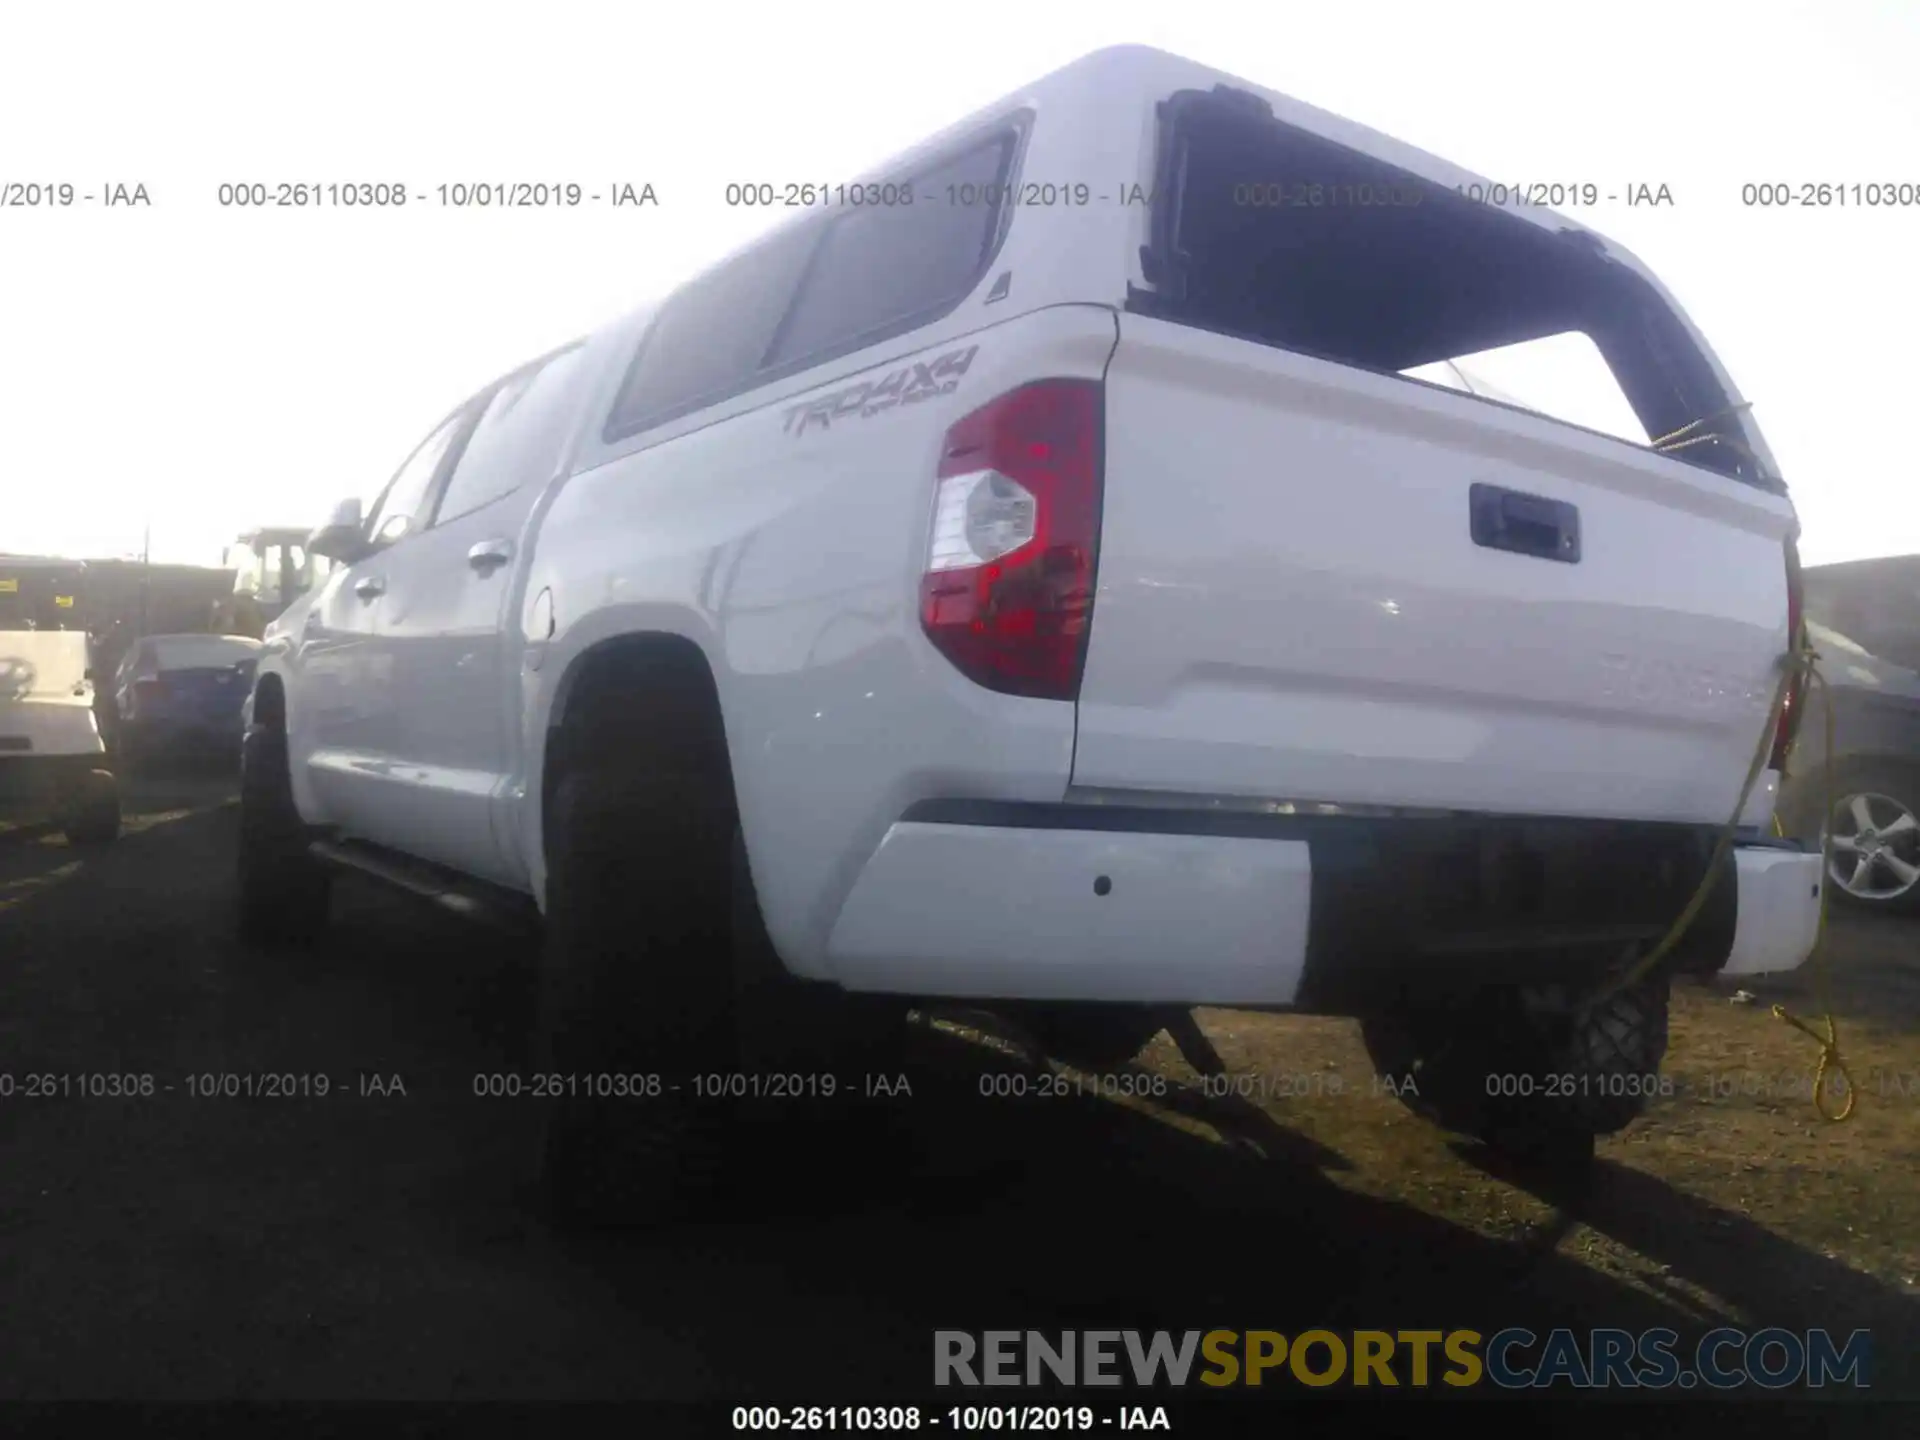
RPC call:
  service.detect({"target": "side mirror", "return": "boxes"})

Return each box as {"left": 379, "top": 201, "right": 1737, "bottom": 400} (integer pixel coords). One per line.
{"left": 308, "top": 498, "right": 368, "bottom": 565}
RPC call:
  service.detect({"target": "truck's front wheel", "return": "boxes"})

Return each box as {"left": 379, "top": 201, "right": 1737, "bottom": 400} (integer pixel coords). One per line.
{"left": 236, "top": 726, "right": 331, "bottom": 945}
{"left": 1361, "top": 977, "right": 1671, "bottom": 1170}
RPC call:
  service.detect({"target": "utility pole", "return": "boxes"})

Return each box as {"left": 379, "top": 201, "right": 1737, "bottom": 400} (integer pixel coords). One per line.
{"left": 140, "top": 518, "right": 151, "bottom": 637}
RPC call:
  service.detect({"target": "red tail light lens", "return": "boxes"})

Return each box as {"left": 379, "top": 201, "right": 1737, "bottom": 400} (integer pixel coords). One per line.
{"left": 918, "top": 379, "right": 1102, "bottom": 700}
{"left": 1770, "top": 533, "right": 1806, "bottom": 773}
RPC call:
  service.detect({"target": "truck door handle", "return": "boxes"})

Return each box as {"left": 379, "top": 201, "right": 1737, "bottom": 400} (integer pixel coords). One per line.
{"left": 467, "top": 539, "right": 514, "bottom": 574}
{"left": 1469, "top": 483, "right": 1581, "bottom": 564}
{"left": 353, "top": 575, "right": 386, "bottom": 601}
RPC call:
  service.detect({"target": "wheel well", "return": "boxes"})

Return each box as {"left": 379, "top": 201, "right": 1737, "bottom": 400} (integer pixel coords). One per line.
{"left": 253, "top": 672, "right": 287, "bottom": 731}
{"left": 1782, "top": 751, "right": 1920, "bottom": 825}
{"left": 542, "top": 633, "right": 733, "bottom": 836}
{"left": 1832, "top": 753, "right": 1920, "bottom": 799}
{"left": 1795, "top": 751, "right": 1920, "bottom": 793}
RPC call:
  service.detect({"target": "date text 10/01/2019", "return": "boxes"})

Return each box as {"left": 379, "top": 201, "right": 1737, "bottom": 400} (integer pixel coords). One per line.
{"left": 211, "top": 182, "right": 658, "bottom": 208}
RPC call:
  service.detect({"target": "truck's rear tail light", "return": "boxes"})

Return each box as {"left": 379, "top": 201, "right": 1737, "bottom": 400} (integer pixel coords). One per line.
{"left": 919, "top": 379, "right": 1102, "bottom": 700}
{"left": 1770, "top": 532, "right": 1807, "bottom": 774}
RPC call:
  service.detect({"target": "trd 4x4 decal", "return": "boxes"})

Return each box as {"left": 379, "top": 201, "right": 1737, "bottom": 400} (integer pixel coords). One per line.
{"left": 782, "top": 345, "right": 980, "bottom": 436}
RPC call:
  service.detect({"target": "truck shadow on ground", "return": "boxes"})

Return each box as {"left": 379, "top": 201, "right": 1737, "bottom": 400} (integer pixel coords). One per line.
{"left": 0, "top": 789, "right": 1910, "bottom": 1401}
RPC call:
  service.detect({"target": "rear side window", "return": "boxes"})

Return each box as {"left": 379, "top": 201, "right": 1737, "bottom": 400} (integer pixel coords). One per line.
{"left": 365, "top": 408, "right": 474, "bottom": 547}
{"left": 603, "top": 231, "right": 819, "bottom": 438}
{"left": 604, "top": 123, "right": 1021, "bottom": 442}
{"left": 762, "top": 134, "right": 1016, "bottom": 372}
{"left": 432, "top": 343, "right": 590, "bottom": 525}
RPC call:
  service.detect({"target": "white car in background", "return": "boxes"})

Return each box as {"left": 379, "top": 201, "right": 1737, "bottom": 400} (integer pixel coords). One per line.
{"left": 0, "top": 628, "right": 121, "bottom": 844}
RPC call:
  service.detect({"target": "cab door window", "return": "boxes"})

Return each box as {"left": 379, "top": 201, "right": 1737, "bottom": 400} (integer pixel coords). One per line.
{"left": 430, "top": 343, "right": 590, "bottom": 525}
{"left": 364, "top": 408, "right": 475, "bottom": 549}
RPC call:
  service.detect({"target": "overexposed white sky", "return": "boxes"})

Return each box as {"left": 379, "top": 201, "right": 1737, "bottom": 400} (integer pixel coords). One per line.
{"left": 1, "top": 0, "right": 1914, "bottom": 567}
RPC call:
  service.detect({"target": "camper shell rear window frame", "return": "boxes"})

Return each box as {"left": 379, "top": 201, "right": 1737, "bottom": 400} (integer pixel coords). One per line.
{"left": 1128, "top": 86, "right": 1787, "bottom": 497}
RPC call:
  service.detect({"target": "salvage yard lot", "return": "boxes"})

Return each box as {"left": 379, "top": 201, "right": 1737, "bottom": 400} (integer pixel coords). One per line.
{"left": 1, "top": 777, "right": 1916, "bottom": 1402}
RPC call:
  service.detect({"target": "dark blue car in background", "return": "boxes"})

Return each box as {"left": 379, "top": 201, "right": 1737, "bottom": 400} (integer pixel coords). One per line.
{"left": 110, "top": 633, "right": 261, "bottom": 771}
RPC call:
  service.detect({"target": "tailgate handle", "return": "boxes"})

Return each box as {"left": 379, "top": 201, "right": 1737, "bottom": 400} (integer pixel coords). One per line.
{"left": 1470, "top": 483, "right": 1581, "bottom": 564}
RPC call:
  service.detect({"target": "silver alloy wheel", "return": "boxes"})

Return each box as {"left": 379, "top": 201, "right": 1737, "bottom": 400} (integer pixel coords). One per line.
{"left": 1826, "top": 790, "right": 1920, "bottom": 902}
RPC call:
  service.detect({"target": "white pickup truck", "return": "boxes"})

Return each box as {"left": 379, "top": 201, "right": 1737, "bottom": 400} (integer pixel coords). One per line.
{"left": 243, "top": 44, "right": 1823, "bottom": 1221}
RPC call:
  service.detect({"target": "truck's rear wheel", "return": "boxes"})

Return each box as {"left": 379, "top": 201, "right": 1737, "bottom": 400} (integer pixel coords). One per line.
{"left": 236, "top": 726, "right": 331, "bottom": 945}
{"left": 529, "top": 771, "right": 910, "bottom": 1226}
{"left": 729, "top": 830, "right": 908, "bottom": 1111}
{"left": 1361, "top": 977, "right": 1671, "bottom": 1170}
{"left": 528, "top": 771, "right": 739, "bottom": 1227}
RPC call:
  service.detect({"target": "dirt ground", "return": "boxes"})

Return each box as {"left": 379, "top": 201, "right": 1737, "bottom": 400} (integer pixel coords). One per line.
{"left": 0, "top": 775, "right": 1915, "bottom": 1415}
{"left": 1150, "top": 926, "right": 1920, "bottom": 1321}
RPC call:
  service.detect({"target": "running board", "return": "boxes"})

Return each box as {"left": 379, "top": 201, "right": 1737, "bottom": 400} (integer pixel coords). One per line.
{"left": 308, "top": 838, "right": 539, "bottom": 933}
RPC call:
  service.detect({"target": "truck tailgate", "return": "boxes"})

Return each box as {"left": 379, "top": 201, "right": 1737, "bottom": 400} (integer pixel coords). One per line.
{"left": 1071, "top": 315, "right": 1796, "bottom": 824}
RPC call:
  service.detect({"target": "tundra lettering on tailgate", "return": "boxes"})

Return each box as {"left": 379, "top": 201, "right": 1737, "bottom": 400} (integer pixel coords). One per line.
{"left": 782, "top": 345, "right": 980, "bottom": 436}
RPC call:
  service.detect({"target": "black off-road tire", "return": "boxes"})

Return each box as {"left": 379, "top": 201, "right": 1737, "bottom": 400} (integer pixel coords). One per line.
{"left": 528, "top": 771, "right": 741, "bottom": 1229}
{"left": 729, "top": 828, "right": 909, "bottom": 1151}
{"left": 1362, "top": 978, "right": 1672, "bottom": 1170}
{"left": 60, "top": 767, "right": 121, "bottom": 847}
{"left": 529, "top": 771, "right": 913, "bottom": 1226}
{"left": 236, "top": 725, "right": 331, "bottom": 945}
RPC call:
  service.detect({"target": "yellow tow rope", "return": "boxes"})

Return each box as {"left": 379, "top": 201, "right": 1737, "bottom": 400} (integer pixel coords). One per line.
{"left": 1582, "top": 624, "right": 1855, "bottom": 1122}
{"left": 1770, "top": 654, "right": 1855, "bottom": 1121}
